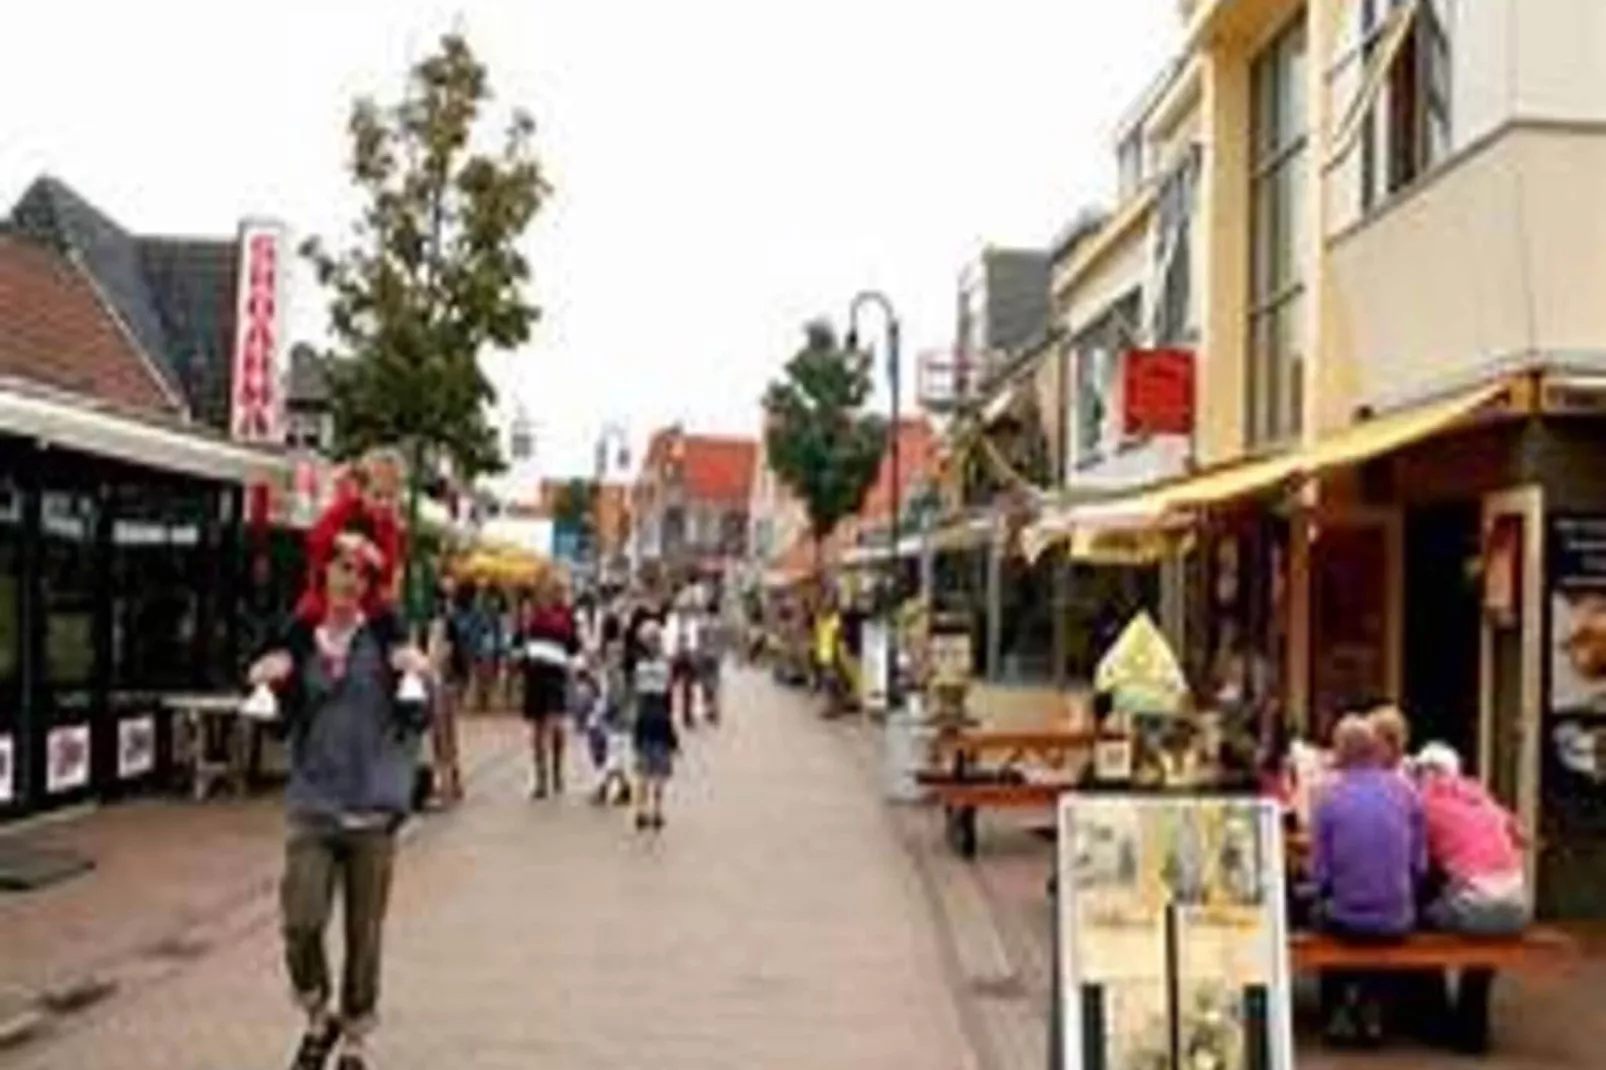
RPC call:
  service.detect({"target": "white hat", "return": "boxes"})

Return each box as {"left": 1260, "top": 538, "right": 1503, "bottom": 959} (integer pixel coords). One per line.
{"left": 1415, "top": 741, "right": 1461, "bottom": 777}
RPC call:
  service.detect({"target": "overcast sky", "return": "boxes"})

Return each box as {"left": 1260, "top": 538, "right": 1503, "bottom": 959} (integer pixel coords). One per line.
{"left": 0, "top": 1, "right": 1178, "bottom": 484}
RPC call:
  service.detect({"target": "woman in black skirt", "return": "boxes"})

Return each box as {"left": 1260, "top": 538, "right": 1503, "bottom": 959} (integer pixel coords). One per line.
{"left": 517, "top": 579, "right": 578, "bottom": 798}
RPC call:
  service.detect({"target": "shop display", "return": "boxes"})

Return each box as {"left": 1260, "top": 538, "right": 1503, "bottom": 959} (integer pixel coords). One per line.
{"left": 1057, "top": 795, "right": 1294, "bottom": 1070}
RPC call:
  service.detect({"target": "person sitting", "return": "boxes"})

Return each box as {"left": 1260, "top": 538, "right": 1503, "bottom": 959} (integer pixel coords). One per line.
{"left": 1311, "top": 714, "right": 1426, "bottom": 1045}
{"left": 1368, "top": 704, "right": 1412, "bottom": 778}
{"left": 1414, "top": 742, "right": 1529, "bottom": 935}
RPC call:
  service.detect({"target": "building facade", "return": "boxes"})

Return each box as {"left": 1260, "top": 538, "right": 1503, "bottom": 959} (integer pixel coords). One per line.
{"left": 630, "top": 426, "right": 755, "bottom": 585}
{"left": 1024, "top": 0, "right": 1606, "bottom": 916}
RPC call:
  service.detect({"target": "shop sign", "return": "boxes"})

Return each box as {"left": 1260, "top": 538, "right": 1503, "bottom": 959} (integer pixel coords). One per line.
{"left": 1056, "top": 794, "right": 1295, "bottom": 1070}
{"left": 229, "top": 221, "right": 288, "bottom": 443}
{"left": 1122, "top": 348, "right": 1195, "bottom": 437}
{"left": 118, "top": 716, "right": 156, "bottom": 780}
{"left": 0, "top": 733, "right": 13, "bottom": 805}
{"left": 46, "top": 724, "right": 90, "bottom": 794}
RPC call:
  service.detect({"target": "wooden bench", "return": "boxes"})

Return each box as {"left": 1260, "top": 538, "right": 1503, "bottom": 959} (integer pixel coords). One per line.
{"left": 1289, "top": 926, "right": 1578, "bottom": 1053}
{"left": 917, "top": 728, "right": 1109, "bottom": 858}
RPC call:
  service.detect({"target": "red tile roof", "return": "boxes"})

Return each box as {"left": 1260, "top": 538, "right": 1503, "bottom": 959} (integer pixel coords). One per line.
{"left": 640, "top": 426, "right": 756, "bottom": 505}
{"left": 0, "top": 235, "right": 179, "bottom": 416}
{"left": 683, "top": 435, "right": 756, "bottom": 503}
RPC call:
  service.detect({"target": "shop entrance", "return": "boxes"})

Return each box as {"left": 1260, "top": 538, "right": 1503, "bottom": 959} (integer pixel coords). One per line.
{"left": 1403, "top": 503, "right": 1482, "bottom": 772}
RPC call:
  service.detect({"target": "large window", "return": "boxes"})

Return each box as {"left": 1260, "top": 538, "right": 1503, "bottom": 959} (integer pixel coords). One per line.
{"left": 40, "top": 490, "right": 98, "bottom": 708}
{"left": 1072, "top": 291, "right": 1142, "bottom": 467}
{"left": 1247, "top": 15, "right": 1309, "bottom": 448}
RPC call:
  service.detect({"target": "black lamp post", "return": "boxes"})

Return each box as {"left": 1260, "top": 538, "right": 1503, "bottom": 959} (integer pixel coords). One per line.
{"left": 846, "top": 290, "right": 902, "bottom": 712}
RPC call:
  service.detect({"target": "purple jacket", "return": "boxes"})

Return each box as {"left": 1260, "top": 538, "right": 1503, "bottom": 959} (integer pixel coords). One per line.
{"left": 1312, "top": 767, "right": 1425, "bottom": 934}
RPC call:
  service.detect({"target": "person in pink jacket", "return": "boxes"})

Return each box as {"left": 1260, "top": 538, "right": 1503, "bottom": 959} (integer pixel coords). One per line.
{"left": 1414, "top": 742, "right": 1530, "bottom": 935}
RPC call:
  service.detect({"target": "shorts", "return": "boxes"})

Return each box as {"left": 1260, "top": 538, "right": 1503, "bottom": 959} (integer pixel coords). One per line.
{"left": 635, "top": 740, "right": 674, "bottom": 779}
{"left": 522, "top": 668, "right": 568, "bottom": 722}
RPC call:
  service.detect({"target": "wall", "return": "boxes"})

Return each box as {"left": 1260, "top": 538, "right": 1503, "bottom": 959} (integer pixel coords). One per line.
{"left": 1327, "top": 125, "right": 1606, "bottom": 413}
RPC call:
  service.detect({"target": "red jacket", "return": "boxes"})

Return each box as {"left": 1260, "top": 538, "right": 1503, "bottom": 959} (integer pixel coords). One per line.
{"left": 294, "top": 490, "right": 406, "bottom": 622}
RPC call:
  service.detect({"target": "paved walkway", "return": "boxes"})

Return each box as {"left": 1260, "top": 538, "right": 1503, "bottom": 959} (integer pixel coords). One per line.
{"left": 2, "top": 670, "right": 976, "bottom": 1069}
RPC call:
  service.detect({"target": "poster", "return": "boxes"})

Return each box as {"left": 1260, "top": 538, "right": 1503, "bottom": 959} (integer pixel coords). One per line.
{"left": 1058, "top": 795, "right": 1294, "bottom": 1070}
{"left": 0, "top": 733, "right": 13, "bottom": 805}
{"left": 118, "top": 716, "right": 156, "bottom": 780}
{"left": 1548, "top": 514, "right": 1606, "bottom": 714}
{"left": 46, "top": 724, "right": 90, "bottom": 794}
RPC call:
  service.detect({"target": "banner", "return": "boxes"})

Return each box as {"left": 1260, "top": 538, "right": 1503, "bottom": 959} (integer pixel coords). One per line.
{"left": 1057, "top": 794, "right": 1294, "bottom": 1070}
{"left": 229, "top": 220, "right": 288, "bottom": 443}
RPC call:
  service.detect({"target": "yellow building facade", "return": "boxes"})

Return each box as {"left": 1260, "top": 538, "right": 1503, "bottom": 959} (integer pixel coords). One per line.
{"left": 1036, "top": 0, "right": 1606, "bottom": 914}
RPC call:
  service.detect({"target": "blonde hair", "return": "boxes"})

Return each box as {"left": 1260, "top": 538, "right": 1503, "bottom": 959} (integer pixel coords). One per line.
{"left": 1332, "top": 714, "right": 1379, "bottom": 769}
{"left": 1368, "top": 705, "right": 1410, "bottom": 767}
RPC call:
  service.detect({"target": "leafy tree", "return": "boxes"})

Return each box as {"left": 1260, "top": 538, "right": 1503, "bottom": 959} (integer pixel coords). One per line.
{"left": 302, "top": 32, "right": 551, "bottom": 484}
{"left": 762, "top": 320, "right": 887, "bottom": 576}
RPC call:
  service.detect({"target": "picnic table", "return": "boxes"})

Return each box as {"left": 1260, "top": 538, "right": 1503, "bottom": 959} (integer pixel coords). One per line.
{"left": 164, "top": 692, "right": 257, "bottom": 800}
{"left": 917, "top": 726, "right": 1111, "bottom": 858}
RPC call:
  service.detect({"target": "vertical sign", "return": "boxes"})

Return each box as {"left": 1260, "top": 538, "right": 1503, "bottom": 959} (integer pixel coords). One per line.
{"left": 1057, "top": 795, "right": 1294, "bottom": 1070}
{"left": 230, "top": 220, "right": 288, "bottom": 443}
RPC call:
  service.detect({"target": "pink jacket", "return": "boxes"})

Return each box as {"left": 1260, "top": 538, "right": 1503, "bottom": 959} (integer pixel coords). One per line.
{"left": 1419, "top": 774, "right": 1522, "bottom": 881}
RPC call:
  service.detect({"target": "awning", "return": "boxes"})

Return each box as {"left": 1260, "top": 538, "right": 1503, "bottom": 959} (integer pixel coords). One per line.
{"left": 1022, "top": 451, "right": 1295, "bottom": 563}
{"left": 1023, "top": 380, "right": 1508, "bottom": 562}
{"left": 1301, "top": 381, "right": 1506, "bottom": 477}
{"left": 0, "top": 379, "right": 288, "bottom": 485}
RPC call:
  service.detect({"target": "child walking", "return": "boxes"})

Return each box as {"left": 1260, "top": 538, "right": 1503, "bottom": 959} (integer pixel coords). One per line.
{"left": 630, "top": 621, "right": 679, "bottom": 831}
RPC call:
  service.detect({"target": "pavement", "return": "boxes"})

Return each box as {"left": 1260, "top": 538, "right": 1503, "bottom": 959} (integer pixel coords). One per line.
{"left": 0, "top": 672, "right": 978, "bottom": 1070}
{"left": 6, "top": 668, "right": 1601, "bottom": 1069}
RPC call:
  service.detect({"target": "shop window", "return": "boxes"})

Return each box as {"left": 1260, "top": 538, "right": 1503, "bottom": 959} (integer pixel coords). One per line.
{"left": 1059, "top": 563, "right": 1161, "bottom": 684}
{"left": 106, "top": 486, "right": 213, "bottom": 691}
{"left": 995, "top": 554, "right": 1056, "bottom": 682}
{"left": 41, "top": 491, "right": 98, "bottom": 704}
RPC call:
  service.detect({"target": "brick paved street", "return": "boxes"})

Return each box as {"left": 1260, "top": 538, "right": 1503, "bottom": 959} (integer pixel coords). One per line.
{"left": 0, "top": 671, "right": 977, "bottom": 1070}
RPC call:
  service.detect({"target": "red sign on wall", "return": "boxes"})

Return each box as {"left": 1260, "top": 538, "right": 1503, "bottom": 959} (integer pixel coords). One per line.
{"left": 1122, "top": 348, "right": 1195, "bottom": 436}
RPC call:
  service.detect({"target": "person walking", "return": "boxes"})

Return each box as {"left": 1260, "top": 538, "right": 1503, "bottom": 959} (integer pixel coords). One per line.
{"left": 248, "top": 514, "right": 431, "bottom": 1070}
{"left": 517, "top": 578, "right": 578, "bottom": 798}
{"left": 630, "top": 620, "right": 679, "bottom": 831}
{"left": 696, "top": 594, "right": 729, "bottom": 725}
{"left": 665, "top": 592, "right": 702, "bottom": 728}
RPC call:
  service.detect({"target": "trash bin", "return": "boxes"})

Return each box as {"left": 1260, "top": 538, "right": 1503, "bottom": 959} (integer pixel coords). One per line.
{"left": 882, "top": 693, "right": 932, "bottom": 802}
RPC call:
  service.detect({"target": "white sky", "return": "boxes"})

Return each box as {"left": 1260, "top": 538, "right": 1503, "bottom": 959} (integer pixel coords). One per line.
{"left": 0, "top": 1, "right": 1178, "bottom": 484}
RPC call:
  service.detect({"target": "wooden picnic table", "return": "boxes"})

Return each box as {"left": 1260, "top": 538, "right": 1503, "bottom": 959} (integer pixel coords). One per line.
{"left": 164, "top": 692, "right": 256, "bottom": 800}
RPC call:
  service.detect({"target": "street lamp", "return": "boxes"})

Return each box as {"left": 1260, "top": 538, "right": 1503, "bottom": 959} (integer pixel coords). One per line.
{"left": 593, "top": 422, "right": 630, "bottom": 585}
{"left": 846, "top": 290, "right": 902, "bottom": 713}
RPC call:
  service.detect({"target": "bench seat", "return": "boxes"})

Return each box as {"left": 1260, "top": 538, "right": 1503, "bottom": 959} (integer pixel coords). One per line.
{"left": 1290, "top": 926, "right": 1577, "bottom": 972}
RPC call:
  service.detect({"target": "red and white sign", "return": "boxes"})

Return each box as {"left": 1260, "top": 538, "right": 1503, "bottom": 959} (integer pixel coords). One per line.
{"left": 1122, "top": 348, "right": 1195, "bottom": 437}
{"left": 230, "top": 221, "right": 288, "bottom": 443}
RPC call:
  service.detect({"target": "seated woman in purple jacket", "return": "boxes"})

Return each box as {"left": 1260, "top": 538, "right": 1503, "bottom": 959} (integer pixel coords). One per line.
{"left": 1311, "top": 713, "right": 1426, "bottom": 1046}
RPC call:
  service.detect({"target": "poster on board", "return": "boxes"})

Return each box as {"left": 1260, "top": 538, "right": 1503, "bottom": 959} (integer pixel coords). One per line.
{"left": 0, "top": 733, "right": 13, "bottom": 805}
{"left": 118, "top": 716, "right": 156, "bottom": 780}
{"left": 46, "top": 724, "right": 91, "bottom": 794}
{"left": 1057, "top": 794, "right": 1294, "bottom": 1070}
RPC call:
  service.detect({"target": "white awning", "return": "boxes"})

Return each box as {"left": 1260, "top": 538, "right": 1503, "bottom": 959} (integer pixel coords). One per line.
{"left": 0, "top": 379, "right": 289, "bottom": 485}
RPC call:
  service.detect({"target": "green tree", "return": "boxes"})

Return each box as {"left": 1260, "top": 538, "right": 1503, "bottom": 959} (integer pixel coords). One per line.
{"left": 302, "top": 32, "right": 551, "bottom": 484}
{"left": 762, "top": 320, "right": 887, "bottom": 576}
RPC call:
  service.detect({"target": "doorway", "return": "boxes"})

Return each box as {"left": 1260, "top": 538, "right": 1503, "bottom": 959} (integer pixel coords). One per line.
{"left": 1403, "top": 503, "right": 1482, "bottom": 773}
